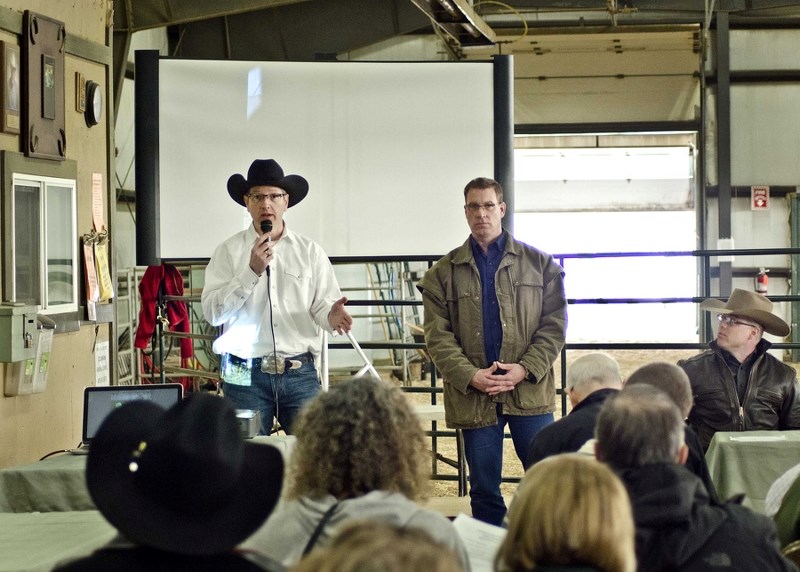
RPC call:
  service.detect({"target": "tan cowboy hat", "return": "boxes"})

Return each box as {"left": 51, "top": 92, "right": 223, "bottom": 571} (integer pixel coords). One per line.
{"left": 700, "top": 288, "right": 790, "bottom": 337}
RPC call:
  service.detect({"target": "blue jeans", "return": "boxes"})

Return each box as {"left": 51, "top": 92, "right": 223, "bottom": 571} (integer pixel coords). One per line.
{"left": 462, "top": 405, "right": 554, "bottom": 525}
{"left": 222, "top": 360, "right": 321, "bottom": 435}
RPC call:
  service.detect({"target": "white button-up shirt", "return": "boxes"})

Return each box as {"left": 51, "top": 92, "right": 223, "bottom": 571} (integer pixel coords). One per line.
{"left": 202, "top": 224, "right": 342, "bottom": 360}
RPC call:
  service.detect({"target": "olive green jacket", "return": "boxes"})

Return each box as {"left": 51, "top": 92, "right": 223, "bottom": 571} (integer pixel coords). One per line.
{"left": 417, "top": 232, "right": 567, "bottom": 429}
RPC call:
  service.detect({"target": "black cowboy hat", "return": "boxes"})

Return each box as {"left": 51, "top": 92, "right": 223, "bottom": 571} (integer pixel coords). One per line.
{"left": 227, "top": 159, "right": 308, "bottom": 208}
{"left": 86, "top": 393, "right": 284, "bottom": 556}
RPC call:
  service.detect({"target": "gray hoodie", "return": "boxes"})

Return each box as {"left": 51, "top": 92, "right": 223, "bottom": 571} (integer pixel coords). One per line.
{"left": 241, "top": 490, "right": 470, "bottom": 570}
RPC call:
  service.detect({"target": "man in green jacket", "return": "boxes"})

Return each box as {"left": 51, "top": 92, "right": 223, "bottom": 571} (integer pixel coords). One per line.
{"left": 417, "top": 177, "right": 567, "bottom": 525}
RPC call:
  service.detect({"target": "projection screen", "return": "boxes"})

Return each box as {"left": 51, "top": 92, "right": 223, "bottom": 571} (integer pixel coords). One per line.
{"left": 136, "top": 52, "right": 511, "bottom": 263}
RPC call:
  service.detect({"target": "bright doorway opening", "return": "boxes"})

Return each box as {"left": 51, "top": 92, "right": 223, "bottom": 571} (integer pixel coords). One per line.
{"left": 513, "top": 142, "right": 698, "bottom": 342}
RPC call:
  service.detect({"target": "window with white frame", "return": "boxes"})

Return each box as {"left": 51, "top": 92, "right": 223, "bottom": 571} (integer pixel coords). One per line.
{"left": 10, "top": 173, "right": 78, "bottom": 314}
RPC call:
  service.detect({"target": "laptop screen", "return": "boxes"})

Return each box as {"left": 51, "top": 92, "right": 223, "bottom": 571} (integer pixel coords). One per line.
{"left": 82, "top": 384, "right": 184, "bottom": 445}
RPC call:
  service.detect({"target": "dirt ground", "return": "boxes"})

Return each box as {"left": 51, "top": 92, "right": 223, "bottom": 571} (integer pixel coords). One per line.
{"left": 401, "top": 348, "right": 800, "bottom": 498}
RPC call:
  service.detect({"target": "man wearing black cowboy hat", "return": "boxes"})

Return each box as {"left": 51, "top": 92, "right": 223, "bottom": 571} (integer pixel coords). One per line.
{"left": 679, "top": 288, "right": 800, "bottom": 451}
{"left": 55, "top": 393, "right": 285, "bottom": 570}
{"left": 201, "top": 159, "right": 352, "bottom": 435}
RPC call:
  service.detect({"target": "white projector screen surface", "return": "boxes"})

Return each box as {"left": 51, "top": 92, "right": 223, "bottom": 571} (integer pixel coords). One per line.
{"left": 156, "top": 59, "right": 495, "bottom": 259}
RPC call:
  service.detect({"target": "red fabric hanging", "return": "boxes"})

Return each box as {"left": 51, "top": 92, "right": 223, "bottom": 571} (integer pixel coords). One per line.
{"left": 134, "top": 265, "right": 194, "bottom": 389}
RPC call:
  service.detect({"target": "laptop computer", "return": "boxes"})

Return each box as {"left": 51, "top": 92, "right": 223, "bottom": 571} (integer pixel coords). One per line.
{"left": 71, "top": 383, "right": 184, "bottom": 454}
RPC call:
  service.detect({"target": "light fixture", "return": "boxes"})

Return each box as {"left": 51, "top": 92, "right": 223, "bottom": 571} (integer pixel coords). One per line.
{"left": 438, "top": 0, "right": 459, "bottom": 17}
{"left": 409, "top": 0, "right": 496, "bottom": 47}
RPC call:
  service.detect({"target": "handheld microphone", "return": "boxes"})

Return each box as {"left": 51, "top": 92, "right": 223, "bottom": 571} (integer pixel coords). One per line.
{"left": 260, "top": 220, "right": 272, "bottom": 276}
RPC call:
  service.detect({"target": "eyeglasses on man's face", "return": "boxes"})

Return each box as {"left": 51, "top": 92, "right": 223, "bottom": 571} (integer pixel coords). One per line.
{"left": 246, "top": 192, "right": 287, "bottom": 204}
{"left": 465, "top": 202, "right": 499, "bottom": 213}
{"left": 717, "top": 314, "right": 760, "bottom": 329}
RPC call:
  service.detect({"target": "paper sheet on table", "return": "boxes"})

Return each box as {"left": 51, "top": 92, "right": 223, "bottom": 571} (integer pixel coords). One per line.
{"left": 729, "top": 435, "right": 787, "bottom": 442}
{"left": 452, "top": 513, "right": 506, "bottom": 572}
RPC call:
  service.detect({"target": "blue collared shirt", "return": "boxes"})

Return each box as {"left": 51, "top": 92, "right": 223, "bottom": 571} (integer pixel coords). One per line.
{"left": 471, "top": 233, "right": 507, "bottom": 365}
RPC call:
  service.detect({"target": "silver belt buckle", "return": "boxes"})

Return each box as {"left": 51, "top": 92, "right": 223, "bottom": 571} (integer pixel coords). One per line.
{"left": 260, "top": 355, "right": 286, "bottom": 374}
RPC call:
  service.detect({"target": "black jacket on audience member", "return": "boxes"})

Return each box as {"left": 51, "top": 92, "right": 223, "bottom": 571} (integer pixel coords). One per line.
{"left": 55, "top": 545, "right": 285, "bottom": 572}
{"left": 684, "top": 423, "right": 719, "bottom": 503}
{"left": 618, "top": 462, "right": 796, "bottom": 572}
{"left": 526, "top": 389, "right": 719, "bottom": 504}
{"left": 526, "top": 388, "right": 618, "bottom": 468}
{"left": 679, "top": 340, "right": 800, "bottom": 451}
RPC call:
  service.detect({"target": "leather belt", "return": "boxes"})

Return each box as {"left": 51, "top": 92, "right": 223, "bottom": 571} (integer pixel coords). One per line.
{"left": 226, "top": 352, "right": 313, "bottom": 375}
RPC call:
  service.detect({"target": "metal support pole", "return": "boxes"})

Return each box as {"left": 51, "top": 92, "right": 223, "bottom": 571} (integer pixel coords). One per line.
{"left": 715, "top": 12, "right": 733, "bottom": 295}
{"left": 493, "top": 54, "right": 515, "bottom": 234}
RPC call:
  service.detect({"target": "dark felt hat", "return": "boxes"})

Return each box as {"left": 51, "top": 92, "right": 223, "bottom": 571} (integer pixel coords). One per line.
{"left": 700, "top": 287, "right": 790, "bottom": 337}
{"left": 86, "top": 392, "right": 284, "bottom": 556}
{"left": 227, "top": 159, "right": 308, "bottom": 208}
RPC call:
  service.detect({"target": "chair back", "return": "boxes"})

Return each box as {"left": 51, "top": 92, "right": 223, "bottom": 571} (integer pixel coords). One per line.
{"left": 775, "top": 472, "right": 800, "bottom": 548}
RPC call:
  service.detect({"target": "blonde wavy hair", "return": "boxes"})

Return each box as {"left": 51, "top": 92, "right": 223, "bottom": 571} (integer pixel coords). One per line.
{"left": 291, "top": 520, "right": 463, "bottom": 572}
{"left": 287, "top": 376, "right": 429, "bottom": 500}
{"left": 496, "top": 454, "right": 636, "bottom": 572}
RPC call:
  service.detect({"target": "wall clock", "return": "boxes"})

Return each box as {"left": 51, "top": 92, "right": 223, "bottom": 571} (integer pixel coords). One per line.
{"left": 84, "top": 80, "right": 101, "bottom": 127}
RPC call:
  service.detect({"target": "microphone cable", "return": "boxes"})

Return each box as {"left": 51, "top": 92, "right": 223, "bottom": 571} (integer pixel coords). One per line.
{"left": 260, "top": 220, "right": 282, "bottom": 432}
{"left": 266, "top": 268, "right": 283, "bottom": 434}
{"left": 40, "top": 449, "right": 72, "bottom": 461}
{"left": 260, "top": 220, "right": 279, "bottom": 377}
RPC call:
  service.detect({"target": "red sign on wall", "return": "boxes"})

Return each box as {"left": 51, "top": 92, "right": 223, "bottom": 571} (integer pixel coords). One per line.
{"left": 751, "top": 186, "right": 770, "bottom": 211}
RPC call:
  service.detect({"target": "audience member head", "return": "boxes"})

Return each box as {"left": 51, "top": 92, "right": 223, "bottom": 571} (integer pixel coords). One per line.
{"left": 625, "top": 361, "right": 693, "bottom": 418}
{"left": 291, "top": 520, "right": 464, "bottom": 572}
{"left": 497, "top": 454, "right": 636, "bottom": 572}
{"left": 566, "top": 352, "right": 623, "bottom": 406}
{"left": 595, "top": 385, "right": 687, "bottom": 471}
{"left": 86, "top": 392, "right": 284, "bottom": 555}
{"left": 288, "top": 376, "right": 429, "bottom": 501}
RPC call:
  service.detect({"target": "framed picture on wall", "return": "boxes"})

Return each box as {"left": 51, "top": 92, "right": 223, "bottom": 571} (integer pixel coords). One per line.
{"left": 23, "top": 11, "right": 66, "bottom": 161}
{"left": 1, "top": 42, "right": 21, "bottom": 134}
{"left": 75, "top": 72, "right": 85, "bottom": 113}
{"left": 42, "top": 54, "right": 56, "bottom": 120}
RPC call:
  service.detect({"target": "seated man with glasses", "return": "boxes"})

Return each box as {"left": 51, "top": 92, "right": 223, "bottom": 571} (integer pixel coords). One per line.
{"left": 202, "top": 159, "right": 352, "bottom": 435}
{"left": 679, "top": 288, "right": 800, "bottom": 450}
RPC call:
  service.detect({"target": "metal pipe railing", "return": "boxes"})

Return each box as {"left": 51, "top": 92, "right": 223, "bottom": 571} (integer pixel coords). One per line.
{"left": 327, "top": 247, "right": 800, "bottom": 488}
